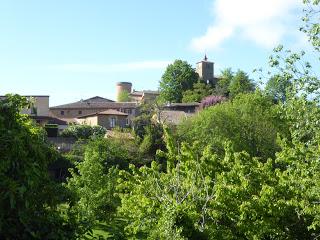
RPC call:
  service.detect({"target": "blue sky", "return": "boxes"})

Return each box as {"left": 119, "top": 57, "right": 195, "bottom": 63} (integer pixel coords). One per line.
{"left": 0, "top": 0, "right": 311, "bottom": 106}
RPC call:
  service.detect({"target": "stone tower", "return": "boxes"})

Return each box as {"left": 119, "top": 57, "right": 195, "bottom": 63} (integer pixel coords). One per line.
{"left": 196, "top": 54, "right": 215, "bottom": 85}
{"left": 116, "top": 82, "right": 132, "bottom": 100}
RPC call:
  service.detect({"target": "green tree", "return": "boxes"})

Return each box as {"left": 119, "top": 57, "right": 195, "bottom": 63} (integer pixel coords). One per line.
{"left": 116, "top": 2, "right": 320, "bottom": 239}
{"left": 139, "top": 123, "right": 165, "bottom": 159}
{"left": 117, "top": 129, "right": 216, "bottom": 239}
{"left": 67, "top": 138, "right": 133, "bottom": 238}
{"left": 117, "top": 90, "right": 131, "bottom": 102}
{"left": 265, "top": 74, "right": 292, "bottom": 102}
{"left": 0, "top": 95, "right": 77, "bottom": 239}
{"left": 182, "top": 80, "right": 213, "bottom": 103}
{"left": 228, "top": 70, "right": 255, "bottom": 98}
{"left": 178, "top": 92, "right": 287, "bottom": 160}
{"left": 301, "top": 0, "right": 320, "bottom": 51}
{"left": 159, "top": 59, "right": 199, "bottom": 103}
{"left": 118, "top": 117, "right": 320, "bottom": 239}
{"left": 132, "top": 102, "right": 154, "bottom": 139}
{"left": 214, "top": 68, "right": 234, "bottom": 97}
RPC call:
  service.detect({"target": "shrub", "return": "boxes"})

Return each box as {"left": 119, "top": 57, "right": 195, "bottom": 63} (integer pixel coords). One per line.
{"left": 61, "top": 124, "right": 106, "bottom": 139}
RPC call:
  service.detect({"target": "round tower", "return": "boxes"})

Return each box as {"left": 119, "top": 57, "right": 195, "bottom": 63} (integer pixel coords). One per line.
{"left": 116, "top": 82, "right": 132, "bottom": 101}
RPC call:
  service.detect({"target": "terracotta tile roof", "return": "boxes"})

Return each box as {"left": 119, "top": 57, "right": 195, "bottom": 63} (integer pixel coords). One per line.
{"left": 99, "top": 109, "right": 128, "bottom": 116}
{"left": 30, "top": 116, "right": 68, "bottom": 125}
{"left": 83, "top": 96, "right": 115, "bottom": 102}
{"left": 50, "top": 99, "right": 137, "bottom": 109}
{"left": 77, "top": 109, "right": 128, "bottom": 118}
{"left": 130, "top": 90, "right": 159, "bottom": 96}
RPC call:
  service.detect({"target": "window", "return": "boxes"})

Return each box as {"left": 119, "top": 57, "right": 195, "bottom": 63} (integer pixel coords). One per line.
{"left": 127, "top": 109, "right": 132, "bottom": 114}
{"left": 78, "top": 110, "right": 82, "bottom": 115}
{"left": 110, "top": 117, "right": 116, "bottom": 128}
{"left": 60, "top": 110, "right": 64, "bottom": 115}
{"left": 31, "top": 107, "right": 37, "bottom": 115}
{"left": 126, "top": 118, "right": 129, "bottom": 126}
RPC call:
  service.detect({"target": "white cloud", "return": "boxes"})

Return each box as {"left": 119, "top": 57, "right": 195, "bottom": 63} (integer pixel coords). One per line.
{"left": 52, "top": 60, "right": 171, "bottom": 73}
{"left": 191, "top": 0, "right": 302, "bottom": 52}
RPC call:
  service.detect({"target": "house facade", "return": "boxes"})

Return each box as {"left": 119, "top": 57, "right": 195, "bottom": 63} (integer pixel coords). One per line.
{"left": 0, "top": 95, "right": 50, "bottom": 116}
{"left": 50, "top": 96, "right": 138, "bottom": 126}
{"left": 77, "top": 109, "right": 129, "bottom": 129}
{"left": 129, "top": 90, "right": 160, "bottom": 103}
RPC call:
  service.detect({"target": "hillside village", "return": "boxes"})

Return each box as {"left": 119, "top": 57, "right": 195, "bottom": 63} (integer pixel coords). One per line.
{"left": 2, "top": 56, "right": 216, "bottom": 134}
{"left": 2, "top": 1, "right": 320, "bottom": 239}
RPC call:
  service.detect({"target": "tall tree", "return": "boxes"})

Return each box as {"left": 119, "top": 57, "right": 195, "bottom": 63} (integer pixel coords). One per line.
{"left": 214, "top": 68, "right": 234, "bottom": 97}
{"left": 0, "top": 95, "right": 77, "bottom": 239}
{"left": 178, "top": 92, "right": 287, "bottom": 160}
{"left": 228, "top": 70, "right": 255, "bottom": 98}
{"left": 159, "top": 60, "right": 199, "bottom": 103}
{"left": 182, "top": 80, "right": 213, "bottom": 103}
{"left": 265, "top": 74, "right": 292, "bottom": 102}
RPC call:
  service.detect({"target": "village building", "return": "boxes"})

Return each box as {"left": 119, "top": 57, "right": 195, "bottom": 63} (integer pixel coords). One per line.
{"left": 77, "top": 109, "right": 129, "bottom": 130}
{"left": 49, "top": 96, "right": 138, "bottom": 126}
{"left": 116, "top": 81, "right": 159, "bottom": 103}
{"left": 196, "top": 54, "right": 219, "bottom": 85}
{"left": 0, "top": 95, "right": 68, "bottom": 132}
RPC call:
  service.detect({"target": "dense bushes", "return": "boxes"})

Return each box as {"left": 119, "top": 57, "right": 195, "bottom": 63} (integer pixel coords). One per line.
{"left": 0, "top": 95, "right": 78, "bottom": 239}
{"left": 61, "top": 124, "right": 106, "bottom": 139}
{"left": 178, "top": 92, "right": 288, "bottom": 159}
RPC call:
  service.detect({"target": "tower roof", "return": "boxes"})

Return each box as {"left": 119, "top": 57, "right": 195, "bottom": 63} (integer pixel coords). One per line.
{"left": 197, "top": 54, "right": 213, "bottom": 64}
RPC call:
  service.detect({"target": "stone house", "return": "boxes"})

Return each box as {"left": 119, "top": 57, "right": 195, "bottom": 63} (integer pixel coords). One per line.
{"left": 77, "top": 109, "right": 129, "bottom": 129}
{"left": 49, "top": 96, "right": 138, "bottom": 126}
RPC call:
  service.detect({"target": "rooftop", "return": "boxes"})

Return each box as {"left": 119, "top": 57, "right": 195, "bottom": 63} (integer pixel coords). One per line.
{"left": 77, "top": 109, "right": 128, "bottom": 118}
{"left": 165, "top": 102, "right": 200, "bottom": 107}
{"left": 50, "top": 97, "right": 137, "bottom": 109}
{"left": 158, "top": 110, "right": 194, "bottom": 125}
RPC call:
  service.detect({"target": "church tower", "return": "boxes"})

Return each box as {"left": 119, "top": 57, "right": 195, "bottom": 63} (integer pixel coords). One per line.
{"left": 196, "top": 54, "right": 215, "bottom": 85}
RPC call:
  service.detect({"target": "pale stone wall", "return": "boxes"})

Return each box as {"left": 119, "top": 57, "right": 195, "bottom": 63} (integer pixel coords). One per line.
{"left": 98, "top": 115, "right": 128, "bottom": 129}
{"left": 21, "top": 96, "right": 49, "bottom": 116}
{"left": 78, "top": 115, "right": 98, "bottom": 126}
{"left": 116, "top": 82, "right": 132, "bottom": 101}
{"left": 196, "top": 61, "right": 214, "bottom": 83}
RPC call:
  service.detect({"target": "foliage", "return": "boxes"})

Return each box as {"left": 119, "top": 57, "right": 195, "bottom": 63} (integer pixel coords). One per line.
{"left": 178, "top": 92, "right": 287, "bottom": 160}
{"left": 132, "top": 102, "right": 154, "bottom": 139}
{"left": 61, "top": 124, "right": 106, "bottom": 140}
{"left": 200, "top": 95, "right": 227, "bottom": 109}
{"left": 159, "top": 59, "right": 199, "bottom": 103}
{"left": 66, "top": 138, "right": 133, "bottom": 238}
{"left": 214, "top": 68, "right": 234, "bottom": 97}
{"left": 301, "top": 0, "right": 320, "bottom": 51}
{"left": 182, "top": 81, "right": 213, "bottom": 103}
{"left": 209, "top": 140, "right": 320, "bottom": 239}
{"left": 0, "top": 94, "right": 78, "bottom": 239}
{"left": 267, "top": 45, "right": 320, "bottom": 101}
{"left": 139, "top": 122, "right": 166, "bottom": 159}
{"left": 117, "top": 90, "right": 131, "bottom": 102}
{"left": 117, "top": 129, "right": 216, "bottom": 239}
{"left": 265, "top": 74, "right": 292, "bottom": 102}
{"left": 118, "top": 116, "right": 320, "bottom": 239}
{"left": 228, "top": 70, "right": 256, "bottom": 98}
